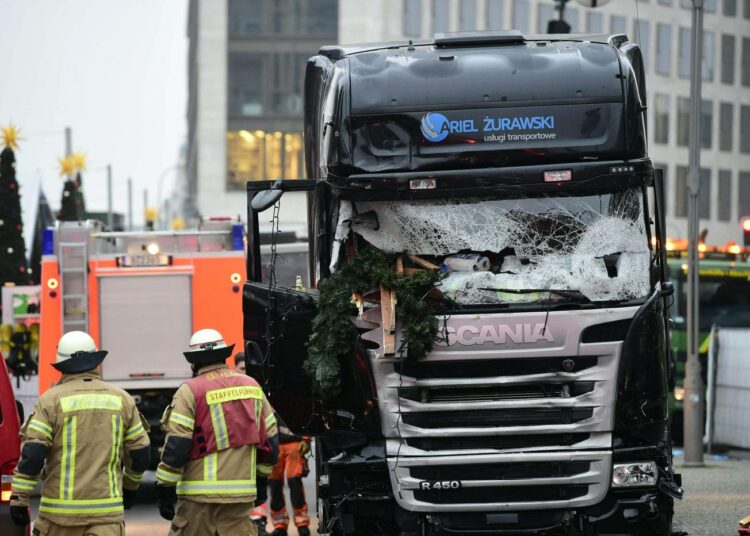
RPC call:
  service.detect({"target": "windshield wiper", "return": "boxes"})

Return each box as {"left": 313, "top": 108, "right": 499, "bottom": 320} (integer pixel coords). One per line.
{"left": 477, "top": 288, "right": 593, "bottom": 304}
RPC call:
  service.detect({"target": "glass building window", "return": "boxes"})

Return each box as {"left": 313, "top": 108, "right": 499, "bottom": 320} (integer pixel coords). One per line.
{"left": 741, "top": 105, "right": 750, "bottom": 153}
{"left": 719, "top": 170, "right": 732, "bottom": 221}
{"left": 512, "top": 0, "right": 530, "bottom": 32}
{"left": 404, "top": 0, "right": 422, "bottom": 36}
{"left": 486, "top": 0, "right": 504, "bottom": 29}
{"left": 227, "top": 131, "right": 304, "bottom": 189}
{"left": 679, "top": 29, "right": 715, "bottom": 80}
{"left": 720, "top": 102, "right": 734, "bottom": 151}
{"left": 746, "top": 0, "right": 750, "bottom": 18}
{"left": 703, "top": 31, "right": 716, "bottom": 80}
{"left": 701, "top": 100, "right": 713, "bottom": 149}
{"left": 725, "top": 0, "right": 737, "bottom": 16}
{"left": 586, "top": 12, "right": 603, "bottom": 33}
{"left": 228, "top": 0, "right": 263, "bottom": 36}
{"left": 610, "top": 15, "right": 626, "bottom": 34}
{"left": 679, "top": 28, "right": 691, "bottom": 78}
{"left": 741, "top": 172, "right": 750, "bottom": 218}
{"left": 743, "top": 37, "right": 750, "bottom": 86}
{"left": 722, "top": 34, "right": 736, "bottom": 84}
{"left": 433, "top": 0, "right": 450, "bottom": 32}
{"left": 705, "top": 0, "right": 717, "bottom": 11}
{"left": 566, "top": 7, "right": 580, "bottom": 32}
{"left": 537, "top": 3, "right": 555, "bottom": 33}
{"left": 677, "top": 97, "right": 690, "bottom": 146}
{"left": 307, "top": 0, "right": 339, "bottom": 35}
{"left": 658, "top": 0, "right": 673, "bottom": 5}
{"left": 460, "top": 0, "right": 477, "bottom": 31}
{"left": 654, "top": 94, "right": 670, "bottom": 144}
{"left": 700, "top": 169, "right": 711, "bottom": 220}
{"left": 228, "top": 0, "right": 337, "bottom": 37}
{"left": 228, "top": 53, "right": 263, "bottom": 117}
{"left": 656, "top": 24, "right": 672, "bottom": 75}
{"left": 676, "top": 166, "right": 688, "bottom": 218}
{"left": 634, "top": 20, "right": 650, "bottom": 66}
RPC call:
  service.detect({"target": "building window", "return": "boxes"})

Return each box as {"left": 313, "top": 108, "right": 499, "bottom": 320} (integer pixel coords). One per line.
{"left": 677, "top": 97, "right": 690, "bottom": 146}
{"left": 679, "top": 28, "right": 691, "bottom": 78}
{"left": 512, "top": 0, "right": 530, "bottom": 32}
{"left": 460, "top": 0, "right": 477, "bottom": 31}
{"left": 566, "top": 7, "right": 580, "bottom": 32}
{"left": 743, "top": 37, "right": 750, "bottom": 86}
{"left": 486, "top": 0, "right": 504, "bottom": 29}
{"left": 610, "top": 15, "right": 626, "bottom": 34}
{"left": 228, "top": 0, "right": 264, "bottom": 36}
{"left": 586, "top": 12, "right": 602, "bottom": 32}
{"left": 658, "top": 0, "right": 672, "bottom": 6}
{"left": 654, "top": 94, "right": 670, "bottom": 144}
{"left": 725, "top": 0, "right": 737, "bottom": 16}
{"left": 433, "top": 0, "right": 450, "bottom": 32}
{"left": 701, "top": 100, "right": 713, "bottom": 149}
{"left": 720, "top": 102, "right": 734, "bottom": 151}
{"left": 656, "top": 24, "right": 672, "bottom": 75}
{"left": 705, "top": 0, "right": 717, "bottom": 11}
{"left": 228, "top": 0, "right": 337, "bottom": 37}
{"left": 537, "top": 3, "right": 555, "bottom": 33}
{"left": 722, "top": 34, "right": 736, "bottom": 84}
{"left": 745, "top": 0, "right": 750, "bottom": 18}
{"left": 307, "top": 0, "right": 339, "bottom": 35}
{"left": 227, "top": 131, "right": 304, "bottom": 189}
{"left": 700, "top": 169, "right": 711, "bottom": 220}
{"left": 741, "top": 105, "right": 750, "bottom": 153}
{"left": 228, "top": 53, "right": 264, "bottom": 117}
{"left": 703, "top": 31, "right": 716, "bottom": 80}
{"left": 404, "top": 0, "right": 422, "bottom": 36}
{"left": 740, "top": 172, "right": 750, "bottom": 219}
{"left": 676, "top": 166, "right": 688, "bottom": 218}
{"left": 719, "top": 170, "right": 732, "bottom": 221}
{"left": 634, "top": 20, "right": 650, "bottom": 66}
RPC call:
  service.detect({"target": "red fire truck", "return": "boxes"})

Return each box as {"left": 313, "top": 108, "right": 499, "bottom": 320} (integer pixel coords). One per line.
{"left": 37, "top": 220, "right": 245, "bottom": 462}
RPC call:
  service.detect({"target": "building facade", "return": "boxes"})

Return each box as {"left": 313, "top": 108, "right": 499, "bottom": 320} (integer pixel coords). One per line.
{"left": 186, "top": 0, "right": 337, "bottom": 229}
{"left": 188, "top": 0, "right": 750, "bottom": 244}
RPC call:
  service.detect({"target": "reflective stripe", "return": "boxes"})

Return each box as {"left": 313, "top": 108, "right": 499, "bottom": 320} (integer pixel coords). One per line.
{"left": 60, "top": 416, "right": 77, "bottom": 500}
{"left": 156, "top": 466, "right": 182, "bottom": 484}
{"left": 108, "top": 415, "right": 123, "bottom": 497}
{"left": 28, "top": 419, "right": 53, "bottom": 441}
{"left": 205, "top": 385, "right": 263, "bottom": 405}
{"left": 40, "top": 497, "right": 123, "bottom": 515}
{"left": 123, "top": 468, "right": 144, "bottom": 485}
{"left": 124, "top": 421, "right": 144, "bottom": 441}
{"left": 12, "top": 475, "right": 37, "bottom": 491}
{"left": 250, "top": 444, "right": 256, "bottom": 479}
{"left": 265, "top": 412, "right": 277, "bottom": 431}
{"left": 210, "top": 404, "right": 230, "bottom": 450}
{"left": 169, "top": 411, "right": 194, "bottom": 431}
{"left": 203, "top": 452, "right": 218, "bottom": 481}
{"left": 176, "top": 479, "right": 257, "bottom": 495}
{"left": 60, "top": 394, "right": 123, "bottom": 413}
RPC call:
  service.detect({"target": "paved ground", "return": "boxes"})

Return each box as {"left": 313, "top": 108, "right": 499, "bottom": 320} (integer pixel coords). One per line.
{"left": 28, "top": 455, "right": 750, "bottom": 535}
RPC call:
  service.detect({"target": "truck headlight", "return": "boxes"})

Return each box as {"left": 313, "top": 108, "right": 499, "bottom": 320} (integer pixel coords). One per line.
{"left": 612, "top": 461, "right": 657, "bottom": 488}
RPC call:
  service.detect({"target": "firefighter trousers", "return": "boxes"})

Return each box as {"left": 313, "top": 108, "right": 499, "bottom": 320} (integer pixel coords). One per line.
{"left": 32, "top": 518, "right": 125, "bottom": 536}
{"left": 168, "top": 498, "right": 256, "bottom": 536}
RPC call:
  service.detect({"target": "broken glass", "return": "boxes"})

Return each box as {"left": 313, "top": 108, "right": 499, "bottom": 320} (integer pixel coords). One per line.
{"left": 332, "top": 188, "right": 651, "bottom": 304}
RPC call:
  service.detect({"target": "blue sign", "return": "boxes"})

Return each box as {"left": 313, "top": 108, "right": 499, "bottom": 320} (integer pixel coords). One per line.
{"left": 420, "top": 112, "right": 450, "bottom": 142}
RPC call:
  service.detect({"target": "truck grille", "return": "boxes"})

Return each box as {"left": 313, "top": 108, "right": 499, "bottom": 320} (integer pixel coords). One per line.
{"left": 368, "top": 307, "right": 639, "bottom": 512}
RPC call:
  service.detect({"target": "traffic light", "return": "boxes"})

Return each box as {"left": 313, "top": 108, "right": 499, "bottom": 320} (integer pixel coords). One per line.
{"left": 742, "top": 217, "right": 750, "bottom": 246}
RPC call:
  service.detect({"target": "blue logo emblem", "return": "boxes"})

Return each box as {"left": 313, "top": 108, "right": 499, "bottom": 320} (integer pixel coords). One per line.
{"left": 421, "top": 112, "right": 450, "bottom": 142}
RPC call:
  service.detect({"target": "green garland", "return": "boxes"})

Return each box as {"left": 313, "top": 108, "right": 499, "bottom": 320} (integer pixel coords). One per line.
{"left": 304, "top": 246, "right": 442, "bottom": 400}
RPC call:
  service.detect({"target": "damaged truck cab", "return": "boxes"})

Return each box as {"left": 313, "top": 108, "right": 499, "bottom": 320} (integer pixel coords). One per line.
{"left": 244, "top": 31, "right": 682, "bottom": 535}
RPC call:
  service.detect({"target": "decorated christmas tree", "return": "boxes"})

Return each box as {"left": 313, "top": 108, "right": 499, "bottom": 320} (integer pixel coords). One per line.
{"left": 0, "top": 125, "right": 30, "bottom": 289}
{"left": 57, "top": 154, "right": 86, "bottom": 221}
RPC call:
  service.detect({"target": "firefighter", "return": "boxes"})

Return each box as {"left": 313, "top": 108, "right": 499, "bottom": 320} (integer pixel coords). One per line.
{"left": 9, "top": 331, "right": 151, "bottom": 535}
{"left": 238, "top": 348, "right": 311, "bottom": 536}
{"left": 155, "top": 329, "right": 279, "bottom": 536}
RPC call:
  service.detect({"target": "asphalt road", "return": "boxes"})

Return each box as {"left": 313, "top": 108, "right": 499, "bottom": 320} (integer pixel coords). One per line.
{"left": 28, "top": 455, "right": 750, "bottom": 536}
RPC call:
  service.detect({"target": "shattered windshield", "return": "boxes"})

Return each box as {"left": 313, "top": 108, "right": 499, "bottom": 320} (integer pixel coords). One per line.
{"left": 334, "top": 188, "right": 651, "bottom": 304}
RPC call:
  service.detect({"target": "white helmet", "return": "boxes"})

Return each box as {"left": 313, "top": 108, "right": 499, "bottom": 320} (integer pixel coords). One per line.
{"left": 54, "top": 331, "right": 107, "bottom": 373}
{"left": 183, "top": 328, "right": 234, "bottom": 365}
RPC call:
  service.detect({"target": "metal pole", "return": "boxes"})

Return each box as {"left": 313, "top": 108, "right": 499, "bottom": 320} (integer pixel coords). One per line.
{"left": 684, "top": 0, "right": 705, "bottom": 467}
{"left": 64, "top": 127, "right": 73, "bottom": 181}
{"left": 107, "top": 165, "right": 113, "bottom": 229}
{"left": 127, "top": 178, "right": 133, "bottom": 231}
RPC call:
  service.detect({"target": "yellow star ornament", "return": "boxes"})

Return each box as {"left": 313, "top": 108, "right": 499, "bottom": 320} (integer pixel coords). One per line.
{"left": 1, "top": 123, "right": 22, "bottom": 150}
{"left": 72, "top": 152, "right": 87, "bottom": 172}
{"left": 58, "top": 155, "right": 76, "bottom": 177}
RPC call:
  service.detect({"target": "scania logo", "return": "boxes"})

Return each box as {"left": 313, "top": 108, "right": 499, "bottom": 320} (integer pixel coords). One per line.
{"left": 420, "top": 112, "right": 450, "bottom": 142}
{"left": 441, "top": 323, "right": 555, "bottom": 346}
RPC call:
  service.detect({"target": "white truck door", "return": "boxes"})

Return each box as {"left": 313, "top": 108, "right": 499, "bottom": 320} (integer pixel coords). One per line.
{"left": 98, "top": 274, "right": 192, "bottom": 386}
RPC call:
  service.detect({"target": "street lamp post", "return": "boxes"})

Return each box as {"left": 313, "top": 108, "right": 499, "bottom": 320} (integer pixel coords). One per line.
{"left": 684, "top": 0, "right": 705, "bottom": 467}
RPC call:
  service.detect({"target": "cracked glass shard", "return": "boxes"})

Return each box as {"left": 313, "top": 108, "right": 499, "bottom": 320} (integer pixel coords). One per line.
{"left": 334, "top": 188, "right": 651, "bottom": 303}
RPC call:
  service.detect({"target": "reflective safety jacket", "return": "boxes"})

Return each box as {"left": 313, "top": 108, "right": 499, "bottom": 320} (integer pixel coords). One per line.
{"left": 11, "top": 371, "right": 150, "bottom": 526}
{"left": 157, "top": 364, "right": 278, "bottom": 503}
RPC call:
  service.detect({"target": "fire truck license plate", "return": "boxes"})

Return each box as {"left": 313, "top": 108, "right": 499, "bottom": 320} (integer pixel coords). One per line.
{"left": 118, "top": 254, "right": 171, "bottom": 267}
{"left": 419, "top": 480, "right": 462, "bottom": 490}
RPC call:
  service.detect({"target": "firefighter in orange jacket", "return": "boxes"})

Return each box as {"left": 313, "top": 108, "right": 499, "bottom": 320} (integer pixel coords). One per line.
{"left": 155, "top": 329, "right": 279, "bottom": 536}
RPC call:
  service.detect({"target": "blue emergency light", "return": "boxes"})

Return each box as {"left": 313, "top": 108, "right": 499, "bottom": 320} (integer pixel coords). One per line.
{"left": 42, "top": 227, "right": 55, "bottom": 255}
{"left": 231, "top": 224, "right": 244, "bottom": 251}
